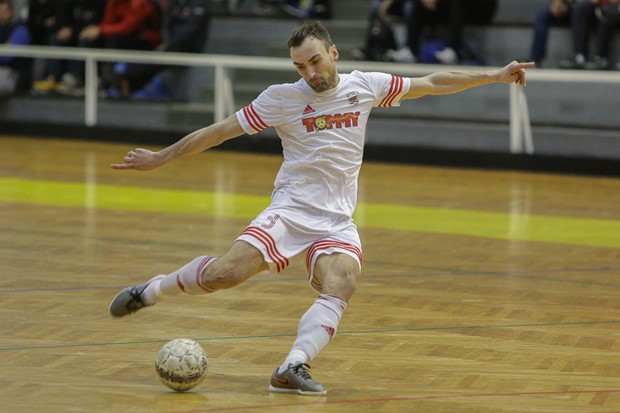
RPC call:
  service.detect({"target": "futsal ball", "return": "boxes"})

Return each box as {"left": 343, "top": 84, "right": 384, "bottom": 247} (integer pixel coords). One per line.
{"left": 155, "top": 338, "right": 208, "bottom": 392}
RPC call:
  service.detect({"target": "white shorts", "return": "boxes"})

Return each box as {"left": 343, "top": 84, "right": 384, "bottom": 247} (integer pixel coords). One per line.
{"left": 236, "top": 191, "right": 362, "bottom": 291}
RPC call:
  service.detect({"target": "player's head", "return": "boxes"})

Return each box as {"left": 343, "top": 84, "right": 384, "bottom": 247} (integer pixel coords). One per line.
{"left": 288, "top": 21, "right": 339, "bottom": 93}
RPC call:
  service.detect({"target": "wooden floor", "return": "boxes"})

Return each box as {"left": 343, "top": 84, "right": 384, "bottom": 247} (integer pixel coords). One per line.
{"left": 2, "top": 135, "right": 620, "bottom": 413}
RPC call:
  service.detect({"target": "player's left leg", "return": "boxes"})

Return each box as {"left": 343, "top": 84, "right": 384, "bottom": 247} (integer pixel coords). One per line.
{"left": 269, "top": 252, "right": 361, "bottom": 395}
{"left": 109, "top": 240, "right": 268, "bottom": 317}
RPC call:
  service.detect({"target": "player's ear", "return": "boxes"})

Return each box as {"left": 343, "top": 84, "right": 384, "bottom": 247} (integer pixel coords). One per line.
{"left": 331, "top": 44, "right": 339, "bottom": 62}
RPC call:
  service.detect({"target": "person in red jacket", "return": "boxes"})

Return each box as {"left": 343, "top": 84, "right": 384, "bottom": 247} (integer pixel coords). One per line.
{"left": 79, "top": 0, "right": 161, "bottom": 50}
{"left": 79, "top": 0, "right": 161, "bottom": 96}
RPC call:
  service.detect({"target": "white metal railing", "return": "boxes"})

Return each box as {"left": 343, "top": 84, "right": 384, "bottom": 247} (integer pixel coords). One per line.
{"left": 2, "top": 45, "right": 620, "bottom": 154}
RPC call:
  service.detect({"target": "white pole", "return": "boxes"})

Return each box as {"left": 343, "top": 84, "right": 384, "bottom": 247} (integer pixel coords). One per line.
{"left": 85, "top": 56, "right": 98, "bottom": 127}
{"left": 518, "top": 87, "right": 534, "bottom": 154}
{"left": 214, "top": 64, "right": 225, "bottom": 122}
{"left": 509, "top": 83, "right": 522, "bottom": 154}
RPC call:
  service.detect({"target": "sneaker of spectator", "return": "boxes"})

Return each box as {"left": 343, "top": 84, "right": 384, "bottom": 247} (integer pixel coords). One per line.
{"left": 32, "top": 75, "right": 58, "bottom": 95}
{"left": 406, "top": 0, "right": 497, "bottom": 66}
{"left": 559, "top": 53, "right": 587, "bottom": 69}
{"left": 585, "top": 55, "right": 609, "bottom": 70}
{"left": 385, "top": 47, "right": 416, "bottom": 63}
{"left": 434, "top": 46, "right": 458, "bottom": 64}
{"left": 56, "top": 73, "right": 84, "bottom": 96}
{"left": 350, "top": 48, "right": 370, "bottom": 61}
{"left": 131, "top": 74, "right": 170, "bottom": 101}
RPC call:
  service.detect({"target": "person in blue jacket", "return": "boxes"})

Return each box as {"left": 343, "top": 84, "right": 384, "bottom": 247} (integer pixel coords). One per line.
{"left": 0, "top": 0, "right": 31, "bottom": 96}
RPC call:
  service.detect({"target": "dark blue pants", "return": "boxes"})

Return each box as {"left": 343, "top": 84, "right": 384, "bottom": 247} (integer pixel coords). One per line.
{"left": 529, "top": 5, "right": 571, "bottom": 64}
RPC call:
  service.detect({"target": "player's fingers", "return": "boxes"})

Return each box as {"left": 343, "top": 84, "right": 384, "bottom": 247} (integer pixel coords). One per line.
{"left": 519, "top": 68, "right": 527, "bottom": 86}
{"left": 514, "top": 73, "right": 524, "bottom": 86}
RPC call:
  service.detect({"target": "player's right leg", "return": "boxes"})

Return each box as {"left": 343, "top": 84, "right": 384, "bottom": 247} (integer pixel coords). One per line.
{"left": 108, "top": 241, "right": 267, "bottom": 317}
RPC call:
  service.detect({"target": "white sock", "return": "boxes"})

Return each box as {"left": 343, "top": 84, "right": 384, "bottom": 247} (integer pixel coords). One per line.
{"left": 278, "top": 294, "right": 347, "bottom": 373}
{"left": 142, "top": 256, "right": 217, "bottom": 304}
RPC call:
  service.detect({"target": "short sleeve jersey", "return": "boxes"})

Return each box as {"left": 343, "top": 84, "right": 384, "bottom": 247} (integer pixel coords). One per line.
{"left": 235, "top": 70, "right": 410, "bottom": 217}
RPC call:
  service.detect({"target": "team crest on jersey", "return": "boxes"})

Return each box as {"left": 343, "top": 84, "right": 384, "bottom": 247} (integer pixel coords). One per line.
{"left": 347, "top": 91, "right": 360, "bottom": 106}
{"left": 302, "top": 112, "right": 361, "bottom": 132}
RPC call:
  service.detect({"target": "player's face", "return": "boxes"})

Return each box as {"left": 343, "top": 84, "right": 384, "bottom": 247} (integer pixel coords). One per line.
{"left": 290, "top": 37, "right": 339, "bottom": 93}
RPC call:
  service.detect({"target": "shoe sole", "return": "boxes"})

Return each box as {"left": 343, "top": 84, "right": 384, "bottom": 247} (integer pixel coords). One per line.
{"left": 268, "top": 384, "right": 327, "bottom": 396}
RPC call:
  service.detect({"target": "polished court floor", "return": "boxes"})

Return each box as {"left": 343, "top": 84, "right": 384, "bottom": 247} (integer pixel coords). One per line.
{"left": 1, "top": 135, "right": 620, "bottom": 412}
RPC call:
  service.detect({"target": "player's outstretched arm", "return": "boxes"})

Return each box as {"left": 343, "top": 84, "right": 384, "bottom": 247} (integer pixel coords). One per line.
{"left": 111, "top": 114, "right": 245, "bottom": 171}
{"left": 404, "top": 61, "right": 535, "bottom": 100}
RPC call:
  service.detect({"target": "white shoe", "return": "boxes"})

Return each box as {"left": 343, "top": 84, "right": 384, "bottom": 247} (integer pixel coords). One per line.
{"left": 435, "top": 47, "right": 458, "bottom": 64}
{"left": 386, "top": 48, "right": 416, "bottom": 63}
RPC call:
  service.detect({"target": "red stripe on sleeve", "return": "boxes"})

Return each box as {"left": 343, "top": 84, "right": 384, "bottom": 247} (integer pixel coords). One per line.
{"left": 379, "top": 75, "right": 404, "bottom": 108}
{"left": 248, "top": 104, "right": 269, "bottom": 130}
{"left": 242, "top": 103, "right": 269, "bottom": 132}
{"left": 385, "top": 76, "right": 403, "bottom": 107}
{"left": 243, "top": 105, "right": 262, "bottom": 132}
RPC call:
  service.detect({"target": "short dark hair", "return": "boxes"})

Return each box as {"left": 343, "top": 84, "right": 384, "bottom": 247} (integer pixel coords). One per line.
{"left": 287, "top": 21, "right": 333, "bottom": 51}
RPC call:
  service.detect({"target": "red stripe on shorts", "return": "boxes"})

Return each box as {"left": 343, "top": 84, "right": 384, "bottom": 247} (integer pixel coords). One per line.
{"left": 306, "top": 240, "right": 363, "bottom": 273}
{"left": 242, "top": 226, "right": 289, "bottom": 272}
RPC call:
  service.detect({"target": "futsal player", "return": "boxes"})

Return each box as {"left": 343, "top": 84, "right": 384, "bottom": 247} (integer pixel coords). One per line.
{"left": 109, "top": 21, "right": 534, "bottom": 395}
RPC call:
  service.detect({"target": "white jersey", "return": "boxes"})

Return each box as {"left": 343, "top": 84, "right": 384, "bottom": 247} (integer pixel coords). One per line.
{"left": 235, "top": 70, "right": 411, "bottom": 217}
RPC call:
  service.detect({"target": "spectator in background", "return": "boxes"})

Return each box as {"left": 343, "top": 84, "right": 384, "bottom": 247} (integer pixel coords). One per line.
{"left": 0, "top": 0, "right": 31, "bottom": 96}
{"left": 351, "top": 0, "right": 414, "bottom": 62}
{"left": 26, "top": 0, "right": 56, "bottom": 46}
{"left": 529, "top": 0, "right": 575, "bottom": 67}
{"left": 78, "top": 0, "right": 161, "bottom": 96}
{"left": 559, "top": 0, "right": 619, "bottom": 69}
{"left": 32, "top": 0, "right": 106, "bottom": 95}
{"left": 128, "top": 0, "right": 211, "bottom": 101}
{"left": 594, "top": 0, "right": 620, "bottom": 69}
{"left": 397, "top": 0, "right": 497, "bottom": 64}
{"left": 281, "top": 0, "right": 331, "bottom": 19}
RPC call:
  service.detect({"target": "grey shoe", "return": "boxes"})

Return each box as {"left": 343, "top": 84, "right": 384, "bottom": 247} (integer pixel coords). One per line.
{"left": 269, "top": 363, "right": 327, "bottom": 396}
{"left": 108, "top": 275, "right": 164, "bottom": 317}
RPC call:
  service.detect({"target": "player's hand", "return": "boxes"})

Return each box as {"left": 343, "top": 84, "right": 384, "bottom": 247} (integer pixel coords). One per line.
{"left": 111, "top": 148, "right": 165, "bottom": 171}
{"left": 498, "top": 61, "right": 535, "bottom": 87}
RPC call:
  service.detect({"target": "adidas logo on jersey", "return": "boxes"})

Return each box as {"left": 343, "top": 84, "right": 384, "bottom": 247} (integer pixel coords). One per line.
{"left": 302, "top": 105, "right": 316, "bottom": 115}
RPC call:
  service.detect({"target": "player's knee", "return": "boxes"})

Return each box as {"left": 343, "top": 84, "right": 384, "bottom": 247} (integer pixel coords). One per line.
{"left": 316, "top": 257, "right": 359, "bottom": 301}
{"left": 339, "top": 268, "right": 358, "bottom": 299}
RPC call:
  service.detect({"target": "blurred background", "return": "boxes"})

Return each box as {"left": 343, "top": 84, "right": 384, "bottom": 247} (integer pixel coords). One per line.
{"left": 1, "top": 0, "right": 619, "bottom": 175}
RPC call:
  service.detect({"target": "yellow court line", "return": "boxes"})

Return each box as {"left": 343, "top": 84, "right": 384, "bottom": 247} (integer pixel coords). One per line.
{"left": 1, "top": 177, "right": 619, "bottom": 249}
